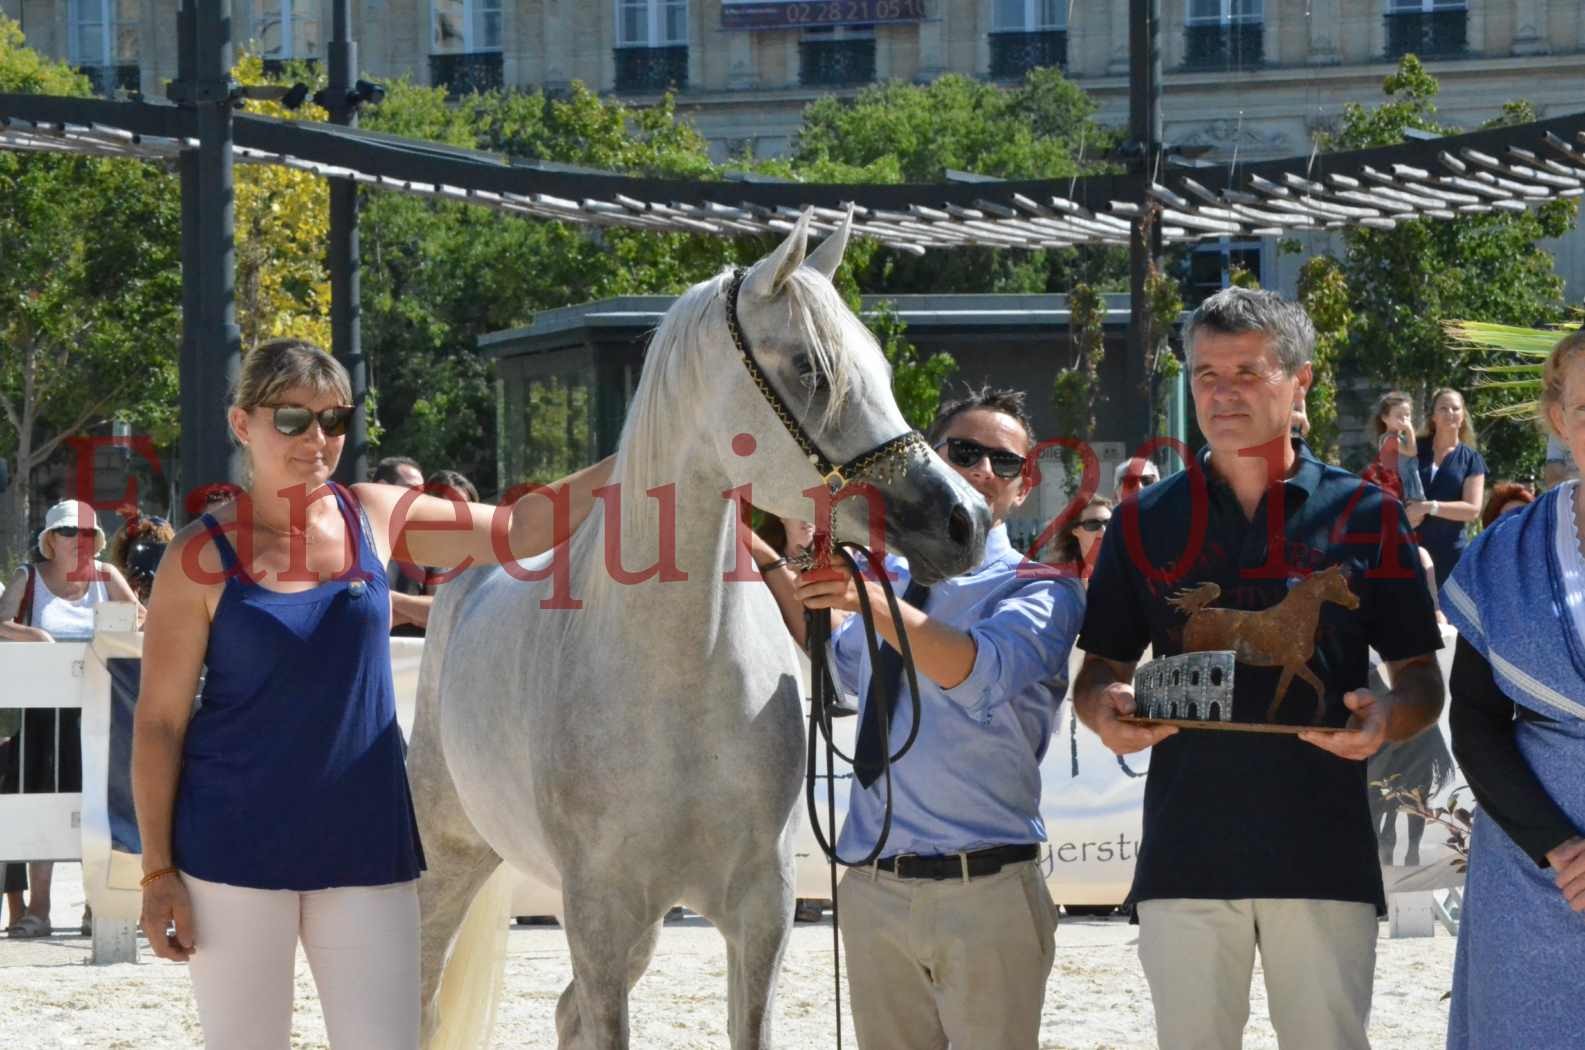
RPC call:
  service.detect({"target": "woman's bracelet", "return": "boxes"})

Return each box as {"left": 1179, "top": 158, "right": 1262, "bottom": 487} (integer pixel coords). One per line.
{"left": 139, "top": 866, "right": 180, "bottom": 888}
{"left": 757, "top": 557, "right": 790, "bottom": 574}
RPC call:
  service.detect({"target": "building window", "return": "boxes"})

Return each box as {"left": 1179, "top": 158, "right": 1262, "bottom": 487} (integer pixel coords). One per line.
{"left": 989, "top": 0, "right": 1067, "bottom": 80}
{"left": 1183, "top": 0, "right": 1264, "bottom": 72}
{"left": 250, "top": 0, "right": 322, "bottom": 75}
{"left": 1186, "top": 239, "right": 1265, "bottom": 306}
{"left": 430, "top": 0, "right": 504, "bottom": 94}
{"left": 69, "top": 0, "right": 139, "bottom": 95}
{"left": 614, "top": 0, "right": 689, "bottom": 93}
{"left": 1385, "top": 0, "right": 1467, "bottom": 60}
{"left": 799, "top": 25, "right": 876, "bottom": 89}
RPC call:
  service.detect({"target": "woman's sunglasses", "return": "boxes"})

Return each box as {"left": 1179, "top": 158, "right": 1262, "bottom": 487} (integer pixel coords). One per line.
{"left": 937, "top": 437, "right": 1027, "bottom": 480}
{"left": 50, "top": 526, "right": 90, "bottom": 538}
{"left": 266, "top": 404, "right": 355, "bottom": 438}
{"left": 1075, "top": 518, "right": 1109, "bottom": 533}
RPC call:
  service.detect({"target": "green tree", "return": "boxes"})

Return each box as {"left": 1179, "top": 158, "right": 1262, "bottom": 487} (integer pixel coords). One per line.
{"left": 353, "top": 82, "right": 741, "bottom": 493}
{"left": 1297, "top": 256, "right": 1352, "bottom": 461}
{"left": 233, "top": 53, "right": 333, "bottom": 350}
{"left": 788, "top": 70, "right": 1126, "bottom": 297}
{"left": 0, "top": 16, "right": 182, "bottom": 566}
{"left": 1051, "top": 283, "right": 1104, "bottom": 492}
{"left": 1314, "top": 56, "right": 1577, "bottom": 478}
{"left": 867, "top": 300, "right": 955, "bottom": 431}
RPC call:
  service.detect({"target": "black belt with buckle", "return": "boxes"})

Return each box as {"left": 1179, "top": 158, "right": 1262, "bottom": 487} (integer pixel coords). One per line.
{"left": 876, "top": 843, "right": 1040, "bottom": 881}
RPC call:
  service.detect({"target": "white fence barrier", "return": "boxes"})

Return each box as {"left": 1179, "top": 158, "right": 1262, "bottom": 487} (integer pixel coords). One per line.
{"left": 2, "top": 623, "right": 1464, "bottom": 950}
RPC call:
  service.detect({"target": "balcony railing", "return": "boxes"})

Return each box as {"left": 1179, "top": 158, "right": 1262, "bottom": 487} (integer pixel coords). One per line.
{"left": 1385, "top": 10, "right": 1468, "bottom": 60}
{"left": 81, "top": 64, "right": 140, "bottom": 96}
{"left": 798, "top": 38, "right": 876, "bottom": 89}
{"left": 988, "top": 30, "right": 1067, "bottom": 80}
{"left": 614, "top": 46, "right": 689, "bottom": 94}
{"left": 429, "top": 51, "right": 504, "bottom": 96}
{"left": 1182, "top": 22, "right": 1264, "bottom": 71}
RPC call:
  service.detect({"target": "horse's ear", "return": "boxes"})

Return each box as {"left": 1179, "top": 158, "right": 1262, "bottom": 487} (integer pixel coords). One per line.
{"left": 804, "top": 207, "right": 853, "bottom": 280}
{"left": 743, "top": 209, "right": 811, "bottom": 300}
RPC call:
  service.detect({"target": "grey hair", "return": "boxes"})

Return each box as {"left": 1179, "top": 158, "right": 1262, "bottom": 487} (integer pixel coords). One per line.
{"left": 1182, "top": 287, "right": 1316, "bottom": 376}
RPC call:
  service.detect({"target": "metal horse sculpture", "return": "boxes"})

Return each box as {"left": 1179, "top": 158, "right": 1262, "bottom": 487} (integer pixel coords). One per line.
{"left": 408, "top": 211, "right": 988, "bottom": 1050}
{"left": 1167, "top": 564, "right": 1360, "bottom": 724}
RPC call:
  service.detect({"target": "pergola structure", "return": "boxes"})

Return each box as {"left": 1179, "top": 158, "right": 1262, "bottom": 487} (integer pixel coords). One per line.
{"left": 2, "top": 0, "right": 1583, "bottom": 505}
{"left": 5, "top": 101, "right": 1582, "bottom": 249}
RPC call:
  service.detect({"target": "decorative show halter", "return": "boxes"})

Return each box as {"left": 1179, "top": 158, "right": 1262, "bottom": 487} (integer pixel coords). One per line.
{"left": 725, "top": 264, "right": 935, "bottom": 1050}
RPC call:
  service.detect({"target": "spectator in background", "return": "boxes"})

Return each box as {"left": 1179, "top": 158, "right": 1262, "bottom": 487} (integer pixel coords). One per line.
{"left": 1412, "top": 387, "right": 1486, "bottom": 587}
{"left": 371, "top": 457, "right": 428, "bottom": 636}
{"left": 1046, "top": 495, "right": 1112, "bottom": 585}
{"left": 0, "top": 500, "right": 143, "bottom": 939}
{"left": 419, "top": 470, "right": 482, "bottom": 601}
{"left": 1113, "top": 456, "right": 1159, "bottom": 500}
{"left": 1362, "top": 392, "right": 1443, "bottom": 620}
{"left": 110, "top": 514, "right": 176, "bottom": 604}
{"left": 371, "top": 456, "right": 423, "bottom": 490}
{"left": 1363, "top": 391, "right": 1427, "bottom": 504}
{"left": 1481, "top": 481, "right": 1536, "bottom": 529}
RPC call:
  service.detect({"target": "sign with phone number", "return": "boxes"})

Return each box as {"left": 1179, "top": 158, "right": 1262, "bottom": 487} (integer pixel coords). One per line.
{"left": 722, "top": 0, "right": 926, "bottom": 30}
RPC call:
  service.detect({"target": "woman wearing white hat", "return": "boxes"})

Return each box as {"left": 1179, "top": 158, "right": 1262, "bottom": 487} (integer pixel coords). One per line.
{"left": 0, "top": 498, "right": 143, "bottom": 938}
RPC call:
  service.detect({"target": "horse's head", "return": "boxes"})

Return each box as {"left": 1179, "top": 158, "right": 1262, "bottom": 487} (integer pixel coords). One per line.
{"left": 710, "top": 210, "right": 987, "bottom": 582}
{"left": 1304, "top": 564, "right": 1360, "bottom": 610}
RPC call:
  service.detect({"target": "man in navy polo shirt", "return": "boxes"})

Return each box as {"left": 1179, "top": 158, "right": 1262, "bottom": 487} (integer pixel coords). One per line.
{"left": 1074, "top": 287, "right": 1445, "bottom": 1050}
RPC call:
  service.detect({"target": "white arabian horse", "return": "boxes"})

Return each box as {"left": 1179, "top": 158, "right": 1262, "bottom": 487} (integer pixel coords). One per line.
{"left": 409, "top": 210, "right": 989, "bottom": 1049}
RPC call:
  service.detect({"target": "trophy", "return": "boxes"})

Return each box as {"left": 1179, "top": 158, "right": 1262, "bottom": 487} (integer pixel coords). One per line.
{"left": 1118, "top": 567, "right": 1358, "bottom": 733}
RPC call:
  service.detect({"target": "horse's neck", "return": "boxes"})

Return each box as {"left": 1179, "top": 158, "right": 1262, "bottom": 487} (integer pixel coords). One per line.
{"left": 580, "top": 442, "right": 751, "bottom": 610}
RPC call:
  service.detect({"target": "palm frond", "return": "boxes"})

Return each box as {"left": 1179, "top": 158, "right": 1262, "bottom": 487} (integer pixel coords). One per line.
{"left": 1446, "top": 319, "right": 1579, "bottom": 356}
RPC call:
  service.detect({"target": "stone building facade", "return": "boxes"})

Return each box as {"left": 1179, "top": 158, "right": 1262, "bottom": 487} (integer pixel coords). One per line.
{"left": 5, "top": 2, "right": 1583, "bottom": 294}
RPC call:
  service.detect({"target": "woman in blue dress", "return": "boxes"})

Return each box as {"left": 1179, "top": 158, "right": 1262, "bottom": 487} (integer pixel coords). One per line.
{"left": 1441, "top": 331, "right": 1585, "bottom": 1050}
{"left": 1412, "top": 388, "right": 1486, "bottom": 587}
{"left": 131, "top": 339, "right": 612, "bottom": 1049}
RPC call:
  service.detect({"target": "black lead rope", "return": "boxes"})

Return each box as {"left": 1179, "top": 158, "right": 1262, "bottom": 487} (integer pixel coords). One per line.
{"left": 802, "top": 541, "right": 926, "bottom": 1050}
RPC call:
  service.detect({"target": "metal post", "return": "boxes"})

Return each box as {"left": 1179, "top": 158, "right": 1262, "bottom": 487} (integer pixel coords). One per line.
{"left": 1122, "top": 0, "right": 1163, "bottom": 456}
{"left": 328, "top": 0, "right": 368, "bottom": 486}
{"left": 173, "top": 1, "right": 241, "bottom": 517}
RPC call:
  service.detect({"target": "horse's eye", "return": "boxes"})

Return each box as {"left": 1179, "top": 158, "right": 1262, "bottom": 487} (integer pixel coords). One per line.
{"left": 793, "top": 355, "right": 827, "bottom": 393}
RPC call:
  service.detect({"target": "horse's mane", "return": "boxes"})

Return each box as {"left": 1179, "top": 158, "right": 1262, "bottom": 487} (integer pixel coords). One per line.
{"left": 610, "top": 264, "right": 869, "bottom": 505}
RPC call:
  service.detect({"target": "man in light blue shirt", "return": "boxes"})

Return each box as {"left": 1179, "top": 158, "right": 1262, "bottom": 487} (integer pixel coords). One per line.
{"left": 796, "top": 387, "right": 1084, "bottom": 1050}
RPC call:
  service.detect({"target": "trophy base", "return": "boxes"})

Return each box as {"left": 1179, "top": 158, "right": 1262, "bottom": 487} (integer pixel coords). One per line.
{"left": 1118, "top": 715, "right": 1350, "bottom": 735}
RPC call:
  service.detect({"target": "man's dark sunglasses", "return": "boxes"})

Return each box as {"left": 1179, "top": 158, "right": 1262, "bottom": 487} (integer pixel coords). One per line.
{"left": 1075, "top": 518, "right": 1109, "bottom": 533}
{"left": 267, "top": 404, "right": 355, "bottom": 438}
{"left": 937, "top": 437, "right": 1027, "bottom": 479}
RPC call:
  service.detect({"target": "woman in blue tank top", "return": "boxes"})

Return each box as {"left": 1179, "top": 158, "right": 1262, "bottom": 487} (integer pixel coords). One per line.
{"left": 131, "top": 339, "right": 612, "bottom": 1049}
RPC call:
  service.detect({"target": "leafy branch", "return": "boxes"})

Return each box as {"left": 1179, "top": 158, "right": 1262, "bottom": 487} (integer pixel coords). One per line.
{"left": 1372, "top": 773, "right": 1473, "bottom": 874}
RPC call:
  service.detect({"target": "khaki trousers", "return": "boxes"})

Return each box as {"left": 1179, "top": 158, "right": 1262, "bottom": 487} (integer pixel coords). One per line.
{"left": 1137, "top": 898, "right": 1378, "bottom": 1050}
{"left": 837, "top": 859, "right": 1058, "bottom": 1050}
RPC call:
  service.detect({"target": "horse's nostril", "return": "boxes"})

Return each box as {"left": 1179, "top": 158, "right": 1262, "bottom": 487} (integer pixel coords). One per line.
{"left": 948, "top": 505, "right": 974, "bottom": 548}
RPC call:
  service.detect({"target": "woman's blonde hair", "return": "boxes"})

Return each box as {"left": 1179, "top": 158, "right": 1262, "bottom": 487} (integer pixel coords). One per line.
{"left": 231, "top": 338, "right": 352, "bottom": 414}
{"left": 1419, "top": 387, "right": 1477, "bottom": 448}
{"left": 1541, "top": 329, "right": 1585, "bottom": 438}
{"left": 1367, "top": 390, "right": 1414, "bottom": 444}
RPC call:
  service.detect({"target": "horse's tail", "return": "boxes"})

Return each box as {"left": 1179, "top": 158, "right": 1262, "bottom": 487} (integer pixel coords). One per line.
{"left": 430, "top": 863, "right": 515, "bottom": 1050}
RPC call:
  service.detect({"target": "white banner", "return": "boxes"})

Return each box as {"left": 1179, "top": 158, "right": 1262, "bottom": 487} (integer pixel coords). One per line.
{"left": 1, "top": 626, "right": 1463, "bottom": 922}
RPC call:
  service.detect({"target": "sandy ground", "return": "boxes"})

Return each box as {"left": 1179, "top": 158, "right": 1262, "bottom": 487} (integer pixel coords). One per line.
{"left": 1, "top": 866, "right": 1459, "bottom": 1050}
